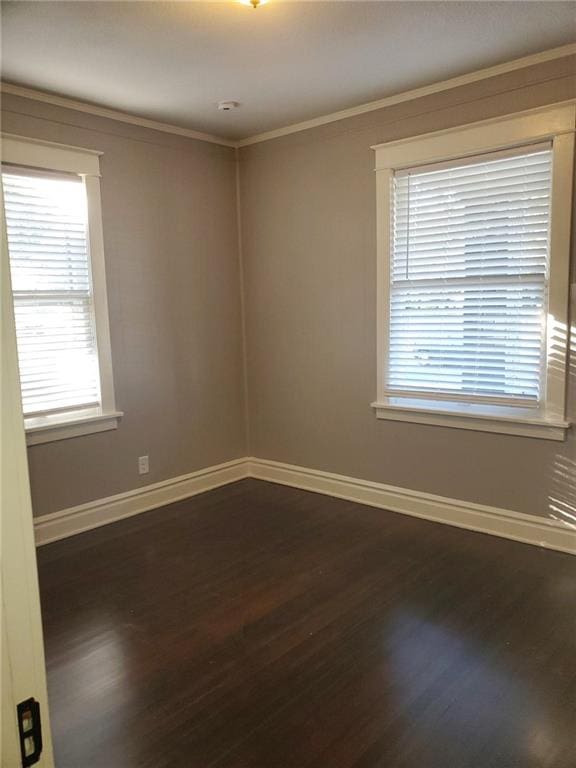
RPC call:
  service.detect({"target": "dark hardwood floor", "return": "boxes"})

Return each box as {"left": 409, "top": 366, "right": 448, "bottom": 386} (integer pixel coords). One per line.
{"left": 37, "top": 479, "right": 576, "bottom": 768}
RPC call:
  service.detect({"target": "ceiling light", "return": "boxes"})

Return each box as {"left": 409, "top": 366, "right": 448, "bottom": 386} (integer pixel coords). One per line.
{"left": 239, "top": 0, "right": 268, "bottom": 8}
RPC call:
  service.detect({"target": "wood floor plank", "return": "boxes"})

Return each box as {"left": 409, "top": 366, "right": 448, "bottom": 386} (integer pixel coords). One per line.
{"left": 37, "top": 479, "right": 576, "bottom": 768}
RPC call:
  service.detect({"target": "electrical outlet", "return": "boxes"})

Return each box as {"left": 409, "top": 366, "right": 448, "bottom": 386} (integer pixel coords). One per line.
{"left": 138, "top": 455, "right": 149, "bottom": 475}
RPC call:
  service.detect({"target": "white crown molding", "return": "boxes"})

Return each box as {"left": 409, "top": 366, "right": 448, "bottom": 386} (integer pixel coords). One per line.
{"left": 237, "top": 43, "right": 576, "bottom": 147}
{"left": 34, "top": 455, "right": 576, "bottom": 555}
{"left": 2, "top": 44, "right": 575, "bottom": 149}
{"left": 0, "top": 82, "right": 236, "bottom": 148}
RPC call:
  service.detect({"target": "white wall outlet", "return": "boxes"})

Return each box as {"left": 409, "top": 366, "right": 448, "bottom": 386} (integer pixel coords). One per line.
{"left": 138, "top": 455, "right": 149, "bottom": 475}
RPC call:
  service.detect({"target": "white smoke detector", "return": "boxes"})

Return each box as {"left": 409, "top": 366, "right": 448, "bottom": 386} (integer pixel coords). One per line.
{"left": 217, "top": 101, "right": 240, "bottom": 112}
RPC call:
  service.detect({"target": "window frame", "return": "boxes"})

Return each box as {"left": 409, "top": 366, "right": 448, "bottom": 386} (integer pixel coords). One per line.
{"left": 371, "top": 103, "right": 575, "bottom": 441}
{"left": 2, "top": 134, "right": 122, "bottom": 445}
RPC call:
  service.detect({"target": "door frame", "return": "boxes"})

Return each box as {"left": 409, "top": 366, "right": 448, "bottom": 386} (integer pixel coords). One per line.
{"left": 1, "top": 185, "right": 55, "bottom": 767}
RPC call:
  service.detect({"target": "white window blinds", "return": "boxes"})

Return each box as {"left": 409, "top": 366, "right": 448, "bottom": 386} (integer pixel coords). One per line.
{"left": 389, "top": 144, "right": 552, "bottom": 405}
{"left": 3, "top": 168, "right": 101, "bottom": 417}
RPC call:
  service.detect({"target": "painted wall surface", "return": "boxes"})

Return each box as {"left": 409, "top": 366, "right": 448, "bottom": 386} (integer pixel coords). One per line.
{"left": 239, "top": 55, "right": 576, "bottom": 520}
{"left": 3, "top": 55, "right": 576, "bottom": 523}
{"left": 2, "top": 94, "right": 247, "bottom": 516}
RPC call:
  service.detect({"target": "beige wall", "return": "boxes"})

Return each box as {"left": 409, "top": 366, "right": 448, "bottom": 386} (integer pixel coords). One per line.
{"left": 3, "top": 54, "right": 575, "bottom": 523}
{"left": 2, "top": 94, "right": 247, "bottom": 516}
{"left": 239, "top": 55, "right": 576, "bottom": 520}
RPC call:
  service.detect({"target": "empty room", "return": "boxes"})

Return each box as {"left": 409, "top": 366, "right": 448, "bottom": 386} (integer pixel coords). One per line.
{"left": 2, "top": 2, "right": 576, "bottom": 767}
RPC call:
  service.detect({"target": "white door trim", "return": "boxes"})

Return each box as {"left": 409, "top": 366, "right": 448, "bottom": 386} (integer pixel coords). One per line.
{"left": 1, "top": 183, "right": 55, "bottom": 767}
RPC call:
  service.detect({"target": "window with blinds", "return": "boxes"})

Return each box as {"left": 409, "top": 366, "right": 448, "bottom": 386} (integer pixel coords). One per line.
{"left": 3, "top": 168, "right": 101, "bottom": 417}
{"left": 388, "top": 144, "right": 552, "bottom": 406}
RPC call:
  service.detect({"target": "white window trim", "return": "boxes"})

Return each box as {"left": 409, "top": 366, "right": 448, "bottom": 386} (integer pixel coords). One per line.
{"left": 371, "top": 103, "right": 576, "bottom": 441}
{"left": 2, "top": 134, "right": 122, "bottom": 444}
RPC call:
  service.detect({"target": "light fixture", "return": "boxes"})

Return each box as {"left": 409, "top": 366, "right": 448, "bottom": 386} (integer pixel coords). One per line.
{"left": 240, "top": 0, "right": 267, "bottom": 8}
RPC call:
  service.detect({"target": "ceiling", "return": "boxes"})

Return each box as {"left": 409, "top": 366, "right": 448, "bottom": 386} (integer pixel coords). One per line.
{"left": 1, "top": 1, "right": 575, "bottom": 141}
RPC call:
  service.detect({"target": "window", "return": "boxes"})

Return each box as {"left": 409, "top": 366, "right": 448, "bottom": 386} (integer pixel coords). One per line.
{"left": 372, "top": 105, "right": 575, "bottom": 440}
{"left": 390, "top": 144, "right": 551, "bottom": 405}
{"left": 2, "top": 135, "right": 121, "bottom": 444}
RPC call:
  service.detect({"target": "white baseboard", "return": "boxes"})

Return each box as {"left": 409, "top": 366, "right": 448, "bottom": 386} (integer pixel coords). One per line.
{"left": 34, "top": 458, "right": 250, "bottom": 546}
{"left": 247, "top": 458, "right": 576, "bottom": 556}
{"left": 34, "top": 455, "right": 576, "bottom": 555}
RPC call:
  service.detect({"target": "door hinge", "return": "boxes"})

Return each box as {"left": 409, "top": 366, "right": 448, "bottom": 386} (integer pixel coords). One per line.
{"left": 17, "top": 698, "right": 43, "bottom": 766}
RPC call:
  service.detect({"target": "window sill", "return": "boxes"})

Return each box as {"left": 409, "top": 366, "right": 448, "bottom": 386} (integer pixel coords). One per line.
{"left": 25, "top": 408, "right": 123, "bottom": 446}
{"left": 371, "top": 400, "right": 569, "bottom": 441}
